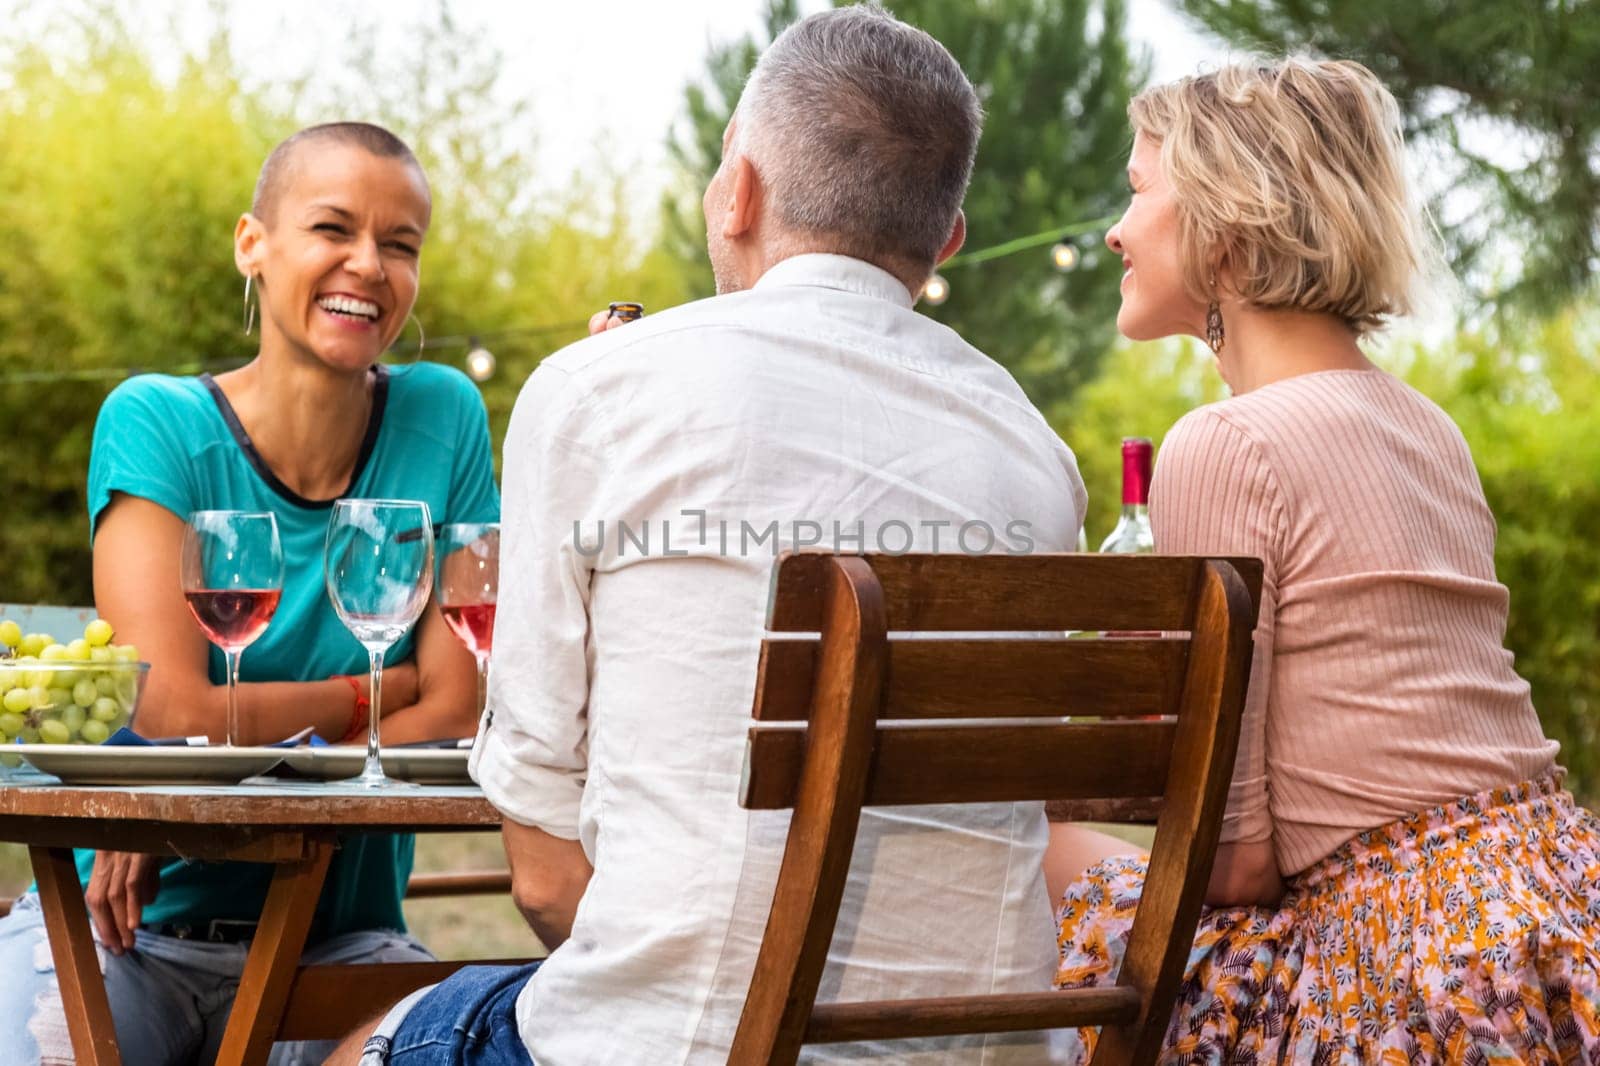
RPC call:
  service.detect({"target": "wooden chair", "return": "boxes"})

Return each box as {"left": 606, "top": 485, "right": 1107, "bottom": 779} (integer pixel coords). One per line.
{"left": 731, "top": 551, "right": 1262, "bottom": 1066}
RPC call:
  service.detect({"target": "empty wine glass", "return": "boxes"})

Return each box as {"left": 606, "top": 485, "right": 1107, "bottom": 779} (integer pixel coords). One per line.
{"left": 324, "top": 498, "right": 434, "bottom": 787}
{"left": 435, "top": 523, "right": 498, "bottom": 718}
{"left": 181, "top": 511, "right": 284, "bottom": 747}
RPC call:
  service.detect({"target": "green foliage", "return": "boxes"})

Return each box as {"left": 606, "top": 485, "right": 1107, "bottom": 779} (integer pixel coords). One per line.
{"left": 1064, "top": 317, "right": 1600, "bottom": 805}
{"left": 1175, "top": 0, "right": 1600, "bottom": 313}
{"left": 0, "top": 5, "right": 688, "bottom": 605}
{"left": 661, "top": 0, "right": 1144, "bottom": 411}
{"left": 660, "top": 0, "right": 802, "bottom": 300}
{"left": 1394, "top": 312, "right": 1600, "bottom": 805}
{"left": 1053, "top": 337, "right": 1225, "bottom": 544}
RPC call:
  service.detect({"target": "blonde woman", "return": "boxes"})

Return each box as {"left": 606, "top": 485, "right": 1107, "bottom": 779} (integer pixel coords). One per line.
{"left": 1046, "top": 59, "right": 1600, "bottom": 1060}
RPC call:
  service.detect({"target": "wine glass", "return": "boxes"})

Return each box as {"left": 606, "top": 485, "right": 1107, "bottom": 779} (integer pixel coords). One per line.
{"left": 181, "top": 511, "right": 284, "bottom": 747}
{"left": 324, "top": 499, "right": 434, "bottom": 787}
{"left": 435, "top": 523, "right": 499, "bottom": 718}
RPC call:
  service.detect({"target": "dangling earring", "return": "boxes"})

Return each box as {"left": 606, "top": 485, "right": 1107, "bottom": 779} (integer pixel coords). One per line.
{"left": 1205, "top": 273, "right": 1225, "bottom": 355}
{"left": 242, "top": 275, "right": 257, "bottom": 336}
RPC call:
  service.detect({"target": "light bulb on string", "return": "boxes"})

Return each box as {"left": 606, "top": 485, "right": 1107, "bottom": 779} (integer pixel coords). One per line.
{"left": 921, "top": 274, "right": 950, "bottom": 305}
{"left": 465, "top": 338, "right": 496, "bottom": 383}
{"left": 1051, "top": 242, "right": 1080, "bottom": 272}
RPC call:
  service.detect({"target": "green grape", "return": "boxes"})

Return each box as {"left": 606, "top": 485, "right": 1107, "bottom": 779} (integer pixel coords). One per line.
{"left": 84, "top": 619, "right": 114, "bottom": 647}
{"left": 95, "top": 675, "right": 118, "bottom": 697}
{"left": 24, "top": 669, "right": 52, "bottom": 689}
{"left": 60, "top": 705, "right": 86, "bottom": 734}
{"left": 39, "top": 644, "right": 69, "bottom": 662}
{"left": 0, "top": 620, "right": 20, "bottom": 648}
{"left": 17, "top": 634, "right": 48, "bottom": 657}
{"left": 117, "top": 678, "right": 138, "bottom": 706}
{"left": 90, "top": 698, "right": 120, "bottom": 723}
{"left": 0, "top": 667, "right": 16, "bottom": 688}
{"left": 81, "top": 719, "right": 110, "bottom": 744}
{"left": 64, "top": 639, "right": 91, "bottom": 662}
{"left": 112, "top": 645, "right": 140, "bottom": 663}
{"left": 90, "top": 647, "right": 113, "bottom": 664}
{"left": 43, "top": 687, "right": 73, "bottom": 710}
{"left": 108, "top": 710, "right": 129, "bottom": 732}
{"left": 0, "top": 712, "right": 23, "bottom": 736}
{"left": 19, "top": 726, "right": 39, "bottom": 743}
{"left": 38, "top": 720, "right": 71, "bottom": 745}
{"left": 2, "top": 688, "right": 31, "bottom": 714}
{"left": 72, "top": 679, "right": 98, "bottom": 707}
{"left": 26, "top": 687, "right": 49, "bottom": 710}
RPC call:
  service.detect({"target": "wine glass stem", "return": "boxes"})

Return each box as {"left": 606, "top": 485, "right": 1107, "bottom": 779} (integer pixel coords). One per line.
{"left": 365, "top": 647, "right": 384, "bottom": 782}
{"left": 476, "top": 655, "right": 489, "bottom": 717}
{"left": 224, "top": 647, "right": 242, "bottom": 748}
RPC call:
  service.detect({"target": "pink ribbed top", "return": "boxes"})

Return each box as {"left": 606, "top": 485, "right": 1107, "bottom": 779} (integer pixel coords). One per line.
{"left": 1151, "top": 368, "right": 1558, "bottom": 874}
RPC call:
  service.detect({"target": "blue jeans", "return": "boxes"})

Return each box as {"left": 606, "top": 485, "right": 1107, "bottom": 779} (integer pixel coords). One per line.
{"left": 0, "top": 893, "right": 434, "bottom": 1066}
{"left": 379, "top": 963, "right": 539, "bottom": 1066}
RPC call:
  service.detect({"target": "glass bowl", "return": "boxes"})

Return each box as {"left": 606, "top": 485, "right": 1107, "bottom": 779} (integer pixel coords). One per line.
{"left": 0, "top": 658, "right": 149, "bottom": 746}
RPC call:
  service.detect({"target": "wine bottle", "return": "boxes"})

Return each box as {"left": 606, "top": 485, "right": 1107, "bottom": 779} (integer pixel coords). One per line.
{"left": 1098, "top": 437, "right": 1154, "bottom": 554}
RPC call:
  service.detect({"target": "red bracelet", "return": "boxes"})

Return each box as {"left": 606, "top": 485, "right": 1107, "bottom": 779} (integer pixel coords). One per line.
{"left": 337, "top": 674, "right": 370, "bottom": 743}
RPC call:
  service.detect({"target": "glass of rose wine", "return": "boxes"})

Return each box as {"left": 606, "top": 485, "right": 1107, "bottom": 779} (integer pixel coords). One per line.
{"left": 435, "top": 523, "right": 498, "bottom": 716}
{"left": 324, "top": 498, "right": 433, "bottom": 787}
{"left": 181, "top": 510, "right": 284, "bottom": 747}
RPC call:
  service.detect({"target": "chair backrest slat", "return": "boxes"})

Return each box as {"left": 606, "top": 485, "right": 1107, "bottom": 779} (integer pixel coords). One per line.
{"left": 754, "top": 637, "right": 1188, "bottom": 721}
{"left": 765, "top": 553, "right": 1239, "bottom": 632}
{"left": 806, "top": 987, "right": 1142, "bottom": 1044}
{"left": 730, "top": 552, "right": 1261, "bottom": 1066}
{"left": 742, "top": 719, "right": 1175, "bottom": 810}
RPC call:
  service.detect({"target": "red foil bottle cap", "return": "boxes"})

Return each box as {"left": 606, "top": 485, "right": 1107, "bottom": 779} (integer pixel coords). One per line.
{"left": 1121, "top": 437, "right": 1153, "bottom": 505}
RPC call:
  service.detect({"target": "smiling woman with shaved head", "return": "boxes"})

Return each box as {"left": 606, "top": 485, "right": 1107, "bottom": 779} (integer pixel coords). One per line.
{"left": 0, "top": 123, "right": 500, "bottom": 1066}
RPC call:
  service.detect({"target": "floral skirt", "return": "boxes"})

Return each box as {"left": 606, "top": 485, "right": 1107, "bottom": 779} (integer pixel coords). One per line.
{"left": 1053, "top": 775, "right": 1600, "bottom": 1064}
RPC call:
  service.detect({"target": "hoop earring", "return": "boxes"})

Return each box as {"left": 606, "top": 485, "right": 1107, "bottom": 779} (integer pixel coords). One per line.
{"left": 242, "top": 275, "right": 257, "bottom": 336}
{"left": 387, "top": 313, "right": 426, "bottom": 364}
{"left": 407, "top": 313, "right": 425, "bottom": 362}
{"left": 1204, "top": 273, "right": 1225, "bottom": 355}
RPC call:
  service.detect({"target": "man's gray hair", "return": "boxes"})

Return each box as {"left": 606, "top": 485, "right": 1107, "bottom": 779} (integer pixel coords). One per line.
{"left": 735, "top": 5, "right": 982, "bottom": 271}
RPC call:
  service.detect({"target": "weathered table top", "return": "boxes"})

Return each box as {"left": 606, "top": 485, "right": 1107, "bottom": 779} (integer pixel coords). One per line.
{"left": 0, "top": 778, "right": 498, "bottom": 826}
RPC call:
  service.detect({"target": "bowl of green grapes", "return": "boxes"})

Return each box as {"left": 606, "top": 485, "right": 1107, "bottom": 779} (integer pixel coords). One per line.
{"left": 0, "top": 617, "right": 145, "bottom": 750}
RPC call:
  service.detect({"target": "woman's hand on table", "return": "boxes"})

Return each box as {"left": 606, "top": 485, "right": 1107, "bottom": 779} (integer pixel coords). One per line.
{"left": 86, "top": 851, "right": 161, "bottom": 955}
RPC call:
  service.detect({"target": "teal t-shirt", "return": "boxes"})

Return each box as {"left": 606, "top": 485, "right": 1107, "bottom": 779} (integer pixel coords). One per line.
{"left": 82, "top": 361, "right": 500, "bottom": 940}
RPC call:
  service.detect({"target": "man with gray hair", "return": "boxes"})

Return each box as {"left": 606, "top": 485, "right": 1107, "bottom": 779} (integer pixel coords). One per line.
{"left": 330, "top": 7, "right": 1083, "bottom": 1065}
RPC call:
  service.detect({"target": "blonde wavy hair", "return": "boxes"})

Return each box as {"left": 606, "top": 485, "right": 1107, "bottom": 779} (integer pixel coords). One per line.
{"left": 1130, "top": 58, "right": 1440, "bottom": 335}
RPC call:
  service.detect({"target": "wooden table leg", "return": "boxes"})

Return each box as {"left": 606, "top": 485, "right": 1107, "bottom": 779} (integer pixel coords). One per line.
{"left": 30, "top": 845, "right": 122, "bottom": 1066}
{"left": 214, "top": 839, "right": 335, "bottom": 1066}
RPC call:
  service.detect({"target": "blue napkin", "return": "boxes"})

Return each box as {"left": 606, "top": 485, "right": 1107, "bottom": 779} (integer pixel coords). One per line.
{"left": 104, "top": 728, "right": 329, "bottom": 748}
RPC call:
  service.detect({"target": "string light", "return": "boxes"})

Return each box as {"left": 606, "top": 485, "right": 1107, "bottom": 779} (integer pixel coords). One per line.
{"left": 915, "top": 212, "right": 1117, "bottom": 304}
{"left": 2, "top": 214, "right": 1122, "bottom": 385}
{"left": 464, "top": 338, "right": 496, "bottom": 382}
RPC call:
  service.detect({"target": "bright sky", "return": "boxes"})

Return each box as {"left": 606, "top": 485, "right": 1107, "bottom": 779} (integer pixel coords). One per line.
{"left": 1, "top": 0, "right": 1225, "bottom": 199}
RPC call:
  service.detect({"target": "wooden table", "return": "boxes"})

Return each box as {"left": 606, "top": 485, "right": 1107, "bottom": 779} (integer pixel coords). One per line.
{"left": 0, "top": 778, "right": 503, "bottom": 1066}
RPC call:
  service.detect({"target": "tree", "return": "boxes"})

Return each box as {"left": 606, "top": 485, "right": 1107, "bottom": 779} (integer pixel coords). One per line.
{"left": 1173, "top": 0, "right": 1600, "bottom": 313}
{"left": 662, "top": 0, "right": 1145, "bottom": 415}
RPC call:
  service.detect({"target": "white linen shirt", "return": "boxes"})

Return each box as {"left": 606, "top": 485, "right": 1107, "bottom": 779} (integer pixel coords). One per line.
{"left": 471, "top": 254, "right": 1087, "bottom": 1065}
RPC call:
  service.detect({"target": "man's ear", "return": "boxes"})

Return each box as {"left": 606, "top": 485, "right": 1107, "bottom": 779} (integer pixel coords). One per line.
{"left": 935, "top": 211, "right": 966, "bottom": 266}
{"left": 722, "top": 155, "right": 761, "bottom": 240}
{"left": 234, "top": 213, "right": 265, "bottom": 278}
